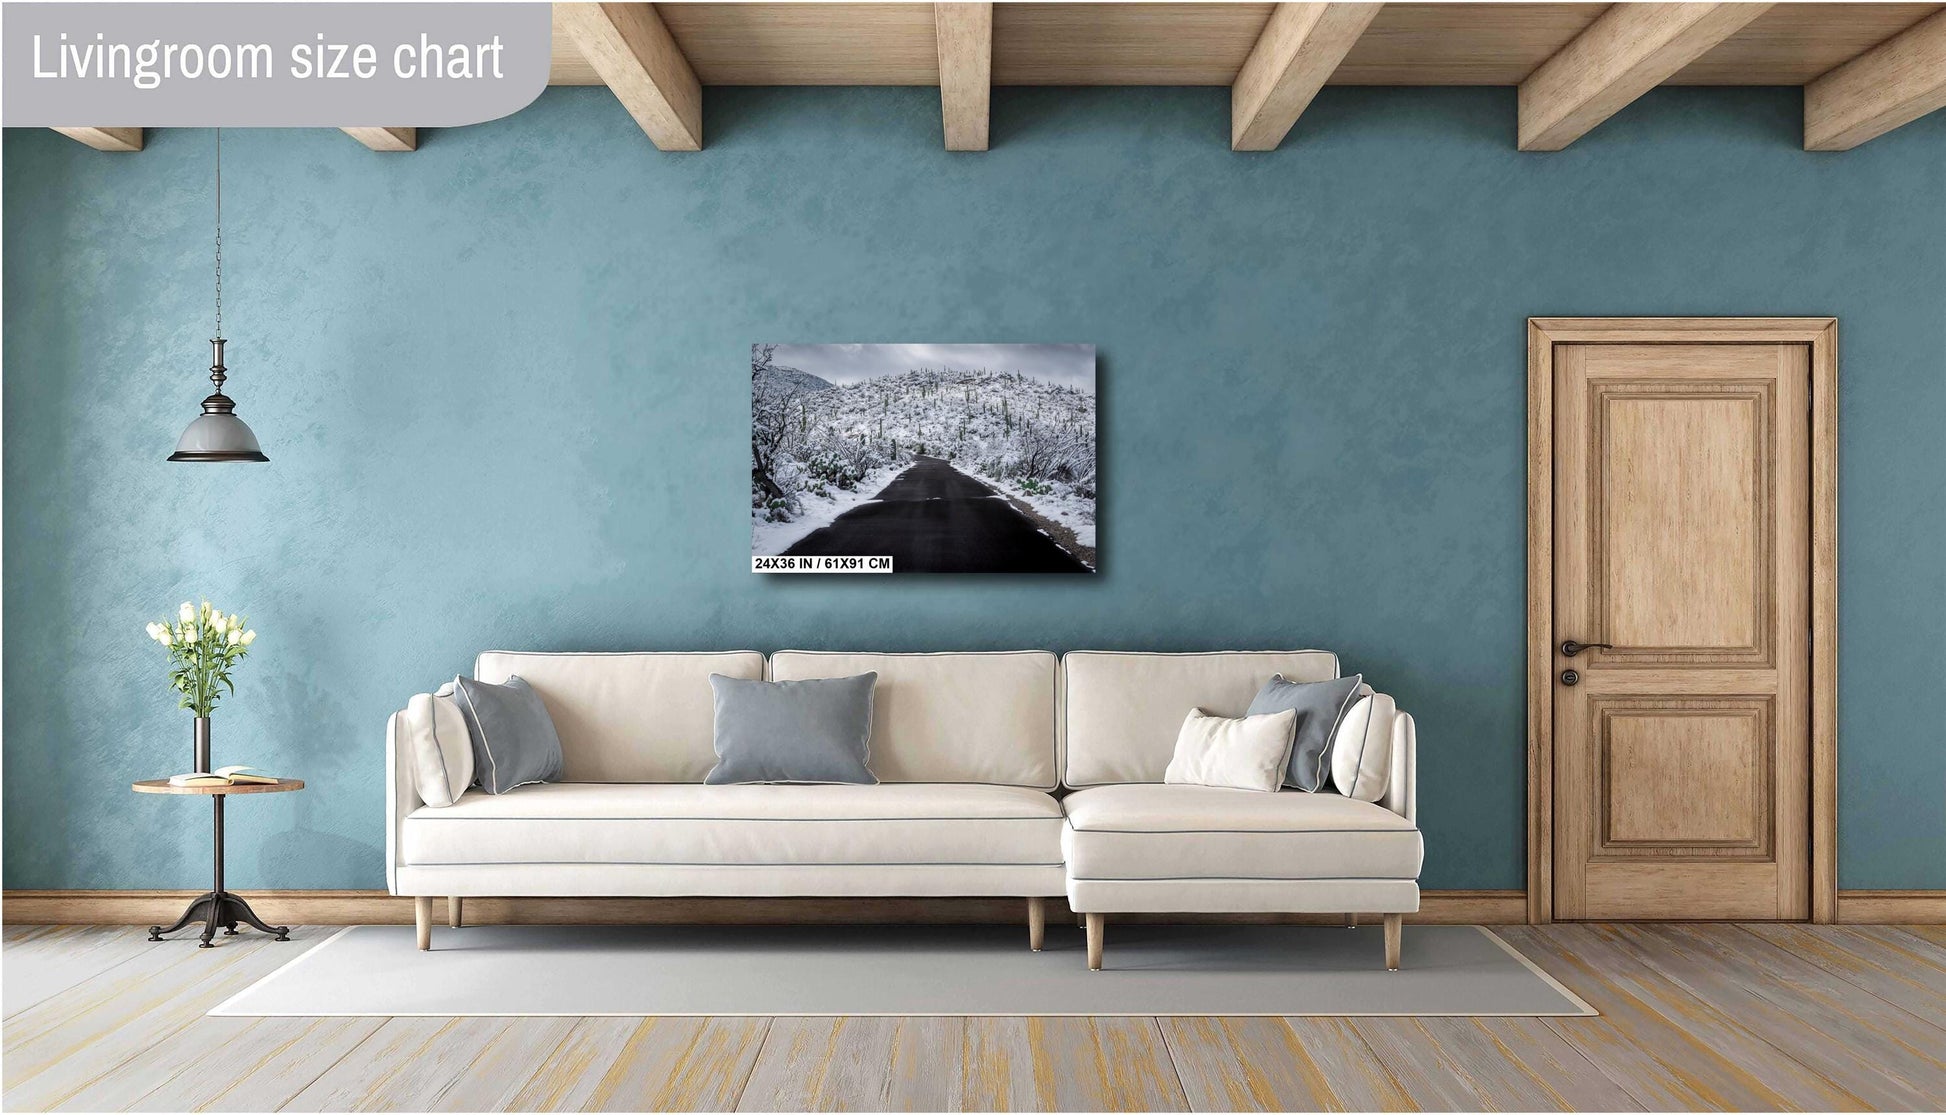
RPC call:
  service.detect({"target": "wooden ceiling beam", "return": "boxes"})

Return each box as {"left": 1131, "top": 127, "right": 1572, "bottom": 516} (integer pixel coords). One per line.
{"left": 1517, "top": 3, "right": 1772, "bottom": 151}
{"left": 558, "top": 2, "right": 703, "bottom": 150}
{"left": 341, "top": 128, "right": 418, "bottom": 152}
{"left": 549, "top": 4, "right": 1941, "bottom": 92}
{"left": 52, "top": 128, "right": 143, "bottom": 152}
{"left": 1231, "top": 3, "right": 1384, "bottom": 151}
{"left": 935, "top": 3, "right": 993, "bottom": 150}
{"left": 1804, "top": 8, "right": 1946, "bottom": 151}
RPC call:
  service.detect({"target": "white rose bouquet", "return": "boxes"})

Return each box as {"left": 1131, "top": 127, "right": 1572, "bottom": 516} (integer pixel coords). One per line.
{"left": 146, "top": 601, "right": 258, "bottom": 717}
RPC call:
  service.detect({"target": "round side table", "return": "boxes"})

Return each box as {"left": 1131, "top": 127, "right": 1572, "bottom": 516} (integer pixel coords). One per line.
{"left": 132, "top": 778, "right": 305, "bottom": 947}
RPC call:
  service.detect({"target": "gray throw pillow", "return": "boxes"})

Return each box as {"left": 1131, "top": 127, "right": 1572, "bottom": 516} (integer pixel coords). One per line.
{"left": 1247, "top": 673, "right": 1364, "bottom": 791}
{"left": 450, "top": 675, "right": 565, "bottom": 794}
{"left": 707, "top": 673, "right": 878, "bottom": 785}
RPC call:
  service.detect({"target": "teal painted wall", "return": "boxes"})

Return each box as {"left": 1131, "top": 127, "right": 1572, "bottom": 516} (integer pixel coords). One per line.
{"left": 5, "top": 87, "right": 1943, "bottom": 892}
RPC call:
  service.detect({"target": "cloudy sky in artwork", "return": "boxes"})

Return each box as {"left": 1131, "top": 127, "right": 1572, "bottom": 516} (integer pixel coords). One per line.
{"left": 765, "top": 344, "right": 1095, "bottom": 389}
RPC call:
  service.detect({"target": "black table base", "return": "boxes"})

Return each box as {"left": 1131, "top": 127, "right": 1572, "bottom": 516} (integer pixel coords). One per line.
{"left": 149, "top": 890, "right": 289, "bottom": 947}
{"left": 148, "top": 792, "right": 290, "bottom": 947}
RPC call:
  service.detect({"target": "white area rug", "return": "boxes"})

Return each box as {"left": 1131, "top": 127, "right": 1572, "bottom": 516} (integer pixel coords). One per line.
{"left": 212, "top": 923, "right": 1593, "bottom": 1017}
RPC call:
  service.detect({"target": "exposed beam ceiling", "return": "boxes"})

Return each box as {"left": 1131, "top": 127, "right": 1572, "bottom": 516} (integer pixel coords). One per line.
{"left": 661, "top": 2, "right": 939, "bottom": 84}
{"left": 52, "top": 128, "right": 143, "bottom": 152}
{"left": 47, "top": 5, "right": 1946, "bottom": 156}
{"left": 548, "top": 4, "right": 1945, "bottom": 88}
{"left": 1517, "top": 3, "right": 1773, "bottom": 151}
{"left": 997, "top": 2, "right": 1270, "bottom": 85}
{"left": 1671, "top": 3, "right": 1943, "bottom": 84}
{"left": 935, "top": 3, "right": 993, "bottom": 151}
{"left": 558, "top": 2, "right": 704, "bottom": 150}
{"left": 1232, "top": 4, "right": 1383, "bottom": 151}
{"left": 1804, "top": 7, "right": 1946, "bottom": 149}
{"left": 1336, "top": 3, "right": 1596, "bottom": 84}
{"left": 341, "top": 128, "right": 418, "bottom": 152}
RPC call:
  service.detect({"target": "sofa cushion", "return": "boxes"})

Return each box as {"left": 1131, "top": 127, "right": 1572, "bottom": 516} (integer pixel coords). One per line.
{"left": 1063, "top": 651, "right": 1339, "bottom": 787}
{"left": 474, "top": 651, "right": 764, "bottom": 783}
{"left": 401, "top": 782, "right": 1064, "bottom": 867}
{"left": 1246, "top": 673, "right": 1364, "bottom": 791}
{"left": 451, "top": 676, "right": 565, "bottom": 794}
{"left": 1331, "top": 692, "right": 1396, "bottom": 802}
{"left": 1061, "top": 784, "right": 1422, "bottom": 881}
{"left": 706, "top": 673, "right": 878, "bottom": 786}
{"left": 1163, "top": 708, "right": 1295, "bottom": 793}
{"left": 395, "top": 691, "right": 473, "bottom": 807}
{"left": 770, "top": 651, "right": 1058, "bottom": 789}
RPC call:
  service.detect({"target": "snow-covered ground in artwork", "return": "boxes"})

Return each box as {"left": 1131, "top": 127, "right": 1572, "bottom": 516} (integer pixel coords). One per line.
{"left": 750, "top": 464, "right": 899, "bottom": 555}
{"left": 1003, "top": 481, "right": 1096, "bottom": 550}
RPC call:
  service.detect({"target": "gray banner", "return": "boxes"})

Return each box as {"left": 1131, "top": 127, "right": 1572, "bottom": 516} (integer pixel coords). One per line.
{"left": 4, "top": 3, "right": 551, "bottom": 127}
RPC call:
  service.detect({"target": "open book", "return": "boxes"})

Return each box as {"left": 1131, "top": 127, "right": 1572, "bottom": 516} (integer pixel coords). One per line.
{"left": 168, "top": 765, "right": 280, "bottom": 788}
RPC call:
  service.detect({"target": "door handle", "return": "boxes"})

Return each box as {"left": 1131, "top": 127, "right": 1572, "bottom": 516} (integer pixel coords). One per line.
{"left": 1560, "top": 640, "right": 1614, "bottom": 658}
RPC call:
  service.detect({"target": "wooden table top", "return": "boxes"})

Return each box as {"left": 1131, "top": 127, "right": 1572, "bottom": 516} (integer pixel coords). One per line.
{"left": 131, "top": 778, "right": 305, "bottom": 796}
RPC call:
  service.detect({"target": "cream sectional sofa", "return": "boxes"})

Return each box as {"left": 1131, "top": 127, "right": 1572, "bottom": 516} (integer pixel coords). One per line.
{"left": 387, "top": 649, "right": 1419, "bottom": 969}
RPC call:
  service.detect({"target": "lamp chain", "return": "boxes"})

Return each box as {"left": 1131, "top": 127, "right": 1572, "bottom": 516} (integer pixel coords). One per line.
{"left": 213, "top": 128, "right": 223, "bottom": 342}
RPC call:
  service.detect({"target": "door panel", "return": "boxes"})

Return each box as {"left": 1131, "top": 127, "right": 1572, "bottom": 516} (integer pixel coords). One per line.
{"left": 1553, "top": 342, "right": 1810, "bottom": 920}
{"left": 1604, "top": 392, "right": 1763, "bottom": 653}
{"left": 1602, "top": 702, "right": 1767, "bottom": 847}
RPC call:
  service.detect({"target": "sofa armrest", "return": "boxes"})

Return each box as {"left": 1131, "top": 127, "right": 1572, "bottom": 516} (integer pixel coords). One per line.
{"left": 385, "top": 709, "right": 423, "bottom": 895}
{"left": 1381, "top": 709, "right": 1416, "bottom": 825}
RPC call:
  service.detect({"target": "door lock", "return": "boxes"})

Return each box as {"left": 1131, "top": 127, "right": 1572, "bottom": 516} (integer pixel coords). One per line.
{"left": 1560, "top": 669, "right": 1580, "bottom": 686}
{"left": 1560, "top": 640, "right": 1615, "bottom": 658}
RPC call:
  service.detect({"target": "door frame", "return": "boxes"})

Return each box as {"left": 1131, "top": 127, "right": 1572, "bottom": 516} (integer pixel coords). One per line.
{"left": 1526, "top": 317, "right": 1838, "bottom": 924}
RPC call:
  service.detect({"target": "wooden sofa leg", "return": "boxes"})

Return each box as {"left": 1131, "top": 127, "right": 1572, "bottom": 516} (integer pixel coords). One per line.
{"left": 1384, "top": 913, "right": 1402, "bottom": 971}
{"left": 415, "top": 896, "right": 433, "bottom": 951}
{"left": 1027, "top": 897, "right": 1045, "bottom": 951}
{"left": 1085, "top": 913, "right": 1105, "bottom": 971}
{"left": 1345, "top": 912, "right": 1357, "bottom": 929}
{"left": 1078, "top": 914, "right": 1086, "bottom": 928}
{"left": 448, "top": 897, "right": 463, "bottom": 929}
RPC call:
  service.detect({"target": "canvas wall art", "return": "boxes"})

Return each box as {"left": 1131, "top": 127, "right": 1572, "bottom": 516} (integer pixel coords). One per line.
{"left": 751, "top": 343, "right": 1097, "bottom": 574}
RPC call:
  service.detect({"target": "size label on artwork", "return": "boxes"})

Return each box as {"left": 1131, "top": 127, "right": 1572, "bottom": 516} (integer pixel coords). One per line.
{"left": 753, "top": 556, "right": 894, "bottom": 574}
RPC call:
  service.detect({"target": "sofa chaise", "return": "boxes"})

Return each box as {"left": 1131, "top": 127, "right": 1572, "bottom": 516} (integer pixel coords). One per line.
{"left": 1059, "top": 651, "right": 1420, "bottom": 970}
{"left": 387, "top": 649, "right": 1420, "bottom": 969}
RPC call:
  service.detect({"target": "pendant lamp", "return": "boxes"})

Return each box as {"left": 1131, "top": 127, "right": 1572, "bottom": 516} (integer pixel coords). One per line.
{"left": 170, "top": 129, "right": 267, "bottom": 463}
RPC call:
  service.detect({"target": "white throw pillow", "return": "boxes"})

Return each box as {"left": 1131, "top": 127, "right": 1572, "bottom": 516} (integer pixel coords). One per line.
{"left": 397, "top": 690, "right": 474, "bottom": 807}
{"left": 1330, "top": 692, "right": 1395, "bottom": 802}
{"left": 1163, "top": 708, "right": 1297, "bottom": 793}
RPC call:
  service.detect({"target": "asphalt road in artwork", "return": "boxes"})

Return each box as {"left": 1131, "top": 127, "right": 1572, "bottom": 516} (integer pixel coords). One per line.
{"left": 783, "top": 456, "right": 1090, "bottom": 573}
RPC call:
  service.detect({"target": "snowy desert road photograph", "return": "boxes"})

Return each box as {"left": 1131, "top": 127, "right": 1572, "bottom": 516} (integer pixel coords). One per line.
{"left": 751, "top": 343, "right": 1096, "bottom": 574}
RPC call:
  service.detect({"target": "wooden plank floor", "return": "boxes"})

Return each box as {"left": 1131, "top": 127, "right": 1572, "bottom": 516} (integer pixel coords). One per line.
{"left": 5, "top": 923, "right": 1944, "bottom": 1111}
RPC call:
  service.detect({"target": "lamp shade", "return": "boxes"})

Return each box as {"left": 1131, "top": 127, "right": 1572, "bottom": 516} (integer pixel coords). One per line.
{"left": 169, "top": 338, "right": 267, "bottom": 462}
{"left": 169, "top": 410, "right": 267, "bottom": 462}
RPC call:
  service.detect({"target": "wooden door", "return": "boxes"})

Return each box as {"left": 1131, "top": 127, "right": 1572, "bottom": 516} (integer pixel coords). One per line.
{"left": 1552, "top": 342, "right": 1811, "bottom": 920}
